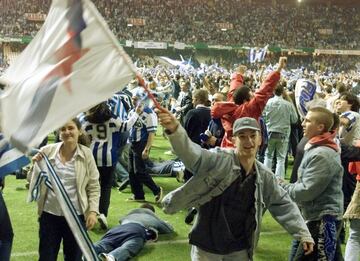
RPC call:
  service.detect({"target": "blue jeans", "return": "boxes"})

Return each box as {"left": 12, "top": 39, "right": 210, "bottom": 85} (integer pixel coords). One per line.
{"left": 345, "top": 219, "right": 360, "bottom": 261}
{"left": 0, "top": 192, "right": 13, "bottom": 261}
{"left": 288, "top": 239, "right": 300, "bottom": 261}
{"left": 114, "top": 162, "right": 129, "bottom": 181}
{"left": 264, "top": 133, "right": 289, "bottom": 179}
{"left": 94, "top": 237, "right": 144, "bottom": 261}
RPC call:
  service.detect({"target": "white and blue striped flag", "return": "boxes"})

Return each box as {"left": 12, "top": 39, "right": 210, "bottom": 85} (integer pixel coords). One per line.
{"left": 0, "top": 134, "right": 30, "bottom": 178}
{"left": 249, "top": 45, "right": 268, "bottom": 64}
{"left": 0, "top": 0, "right": 137, "bottom": 260}
{"left": 0, "top": 0, "right": 136, "bottom": 154}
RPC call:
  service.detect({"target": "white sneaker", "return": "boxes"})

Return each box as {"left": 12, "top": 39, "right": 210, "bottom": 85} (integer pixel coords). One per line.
{"left": 99, "top": 253, "right": 115, "bottom": 261}
{"left": 98, "top": 214, "right": 108, "bottom": 230}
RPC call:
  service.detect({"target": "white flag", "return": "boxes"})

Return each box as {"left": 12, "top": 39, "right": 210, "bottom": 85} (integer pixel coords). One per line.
{"left": 0, "top": 0, "right": 136, "bottom": 153}
{"left": 249, "top": 45, "right": 268, "bottom": 64}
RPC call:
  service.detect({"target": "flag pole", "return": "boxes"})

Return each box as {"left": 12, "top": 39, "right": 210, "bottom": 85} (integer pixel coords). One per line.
{"left": 136, "top": 74, "right": 167, "bottom": 112}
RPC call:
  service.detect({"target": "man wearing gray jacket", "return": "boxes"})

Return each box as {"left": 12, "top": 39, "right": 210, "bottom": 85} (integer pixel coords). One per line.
{"left": 280, "top": 107, "right": 344, "bottom": 260}
{"left": 157, "top": 108, "right": 314, "bottom": 261}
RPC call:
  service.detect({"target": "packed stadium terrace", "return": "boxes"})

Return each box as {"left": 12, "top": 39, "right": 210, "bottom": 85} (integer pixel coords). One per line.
{"left": 0, "top": 0, "right": 360, "bottom": 49}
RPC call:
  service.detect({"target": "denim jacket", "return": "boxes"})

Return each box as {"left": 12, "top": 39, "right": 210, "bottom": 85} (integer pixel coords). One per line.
{"left": 282, "top": 144, "right": 344, "bottom": 221}
{"left": 162, "top": 126, "right": 313, "bottom": 259}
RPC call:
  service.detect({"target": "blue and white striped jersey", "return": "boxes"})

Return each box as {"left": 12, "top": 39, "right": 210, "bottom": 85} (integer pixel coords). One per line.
{"left": 82, "top": 113, "right": 139, "bottom": 167}
{"left": 129, "top": 107, "right": 157, "bottom": 143}
{"left": 107, "top": 92, "right": 133, "bottom": 120}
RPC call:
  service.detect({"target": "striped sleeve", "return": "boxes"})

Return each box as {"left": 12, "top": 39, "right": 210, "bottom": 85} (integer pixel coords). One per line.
{"left": 146, "top": 109, "right": 158, "bottom": 133}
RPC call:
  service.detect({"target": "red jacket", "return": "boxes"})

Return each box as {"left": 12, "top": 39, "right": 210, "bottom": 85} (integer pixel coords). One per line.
{"left": 349, "top": 141, "right": 360, "bottom": 181}
{"left": 227, "top": 72, "right": 244, "bottom": 102}
{"left": 211, "top": 71, "right": 280, "bottom": 148}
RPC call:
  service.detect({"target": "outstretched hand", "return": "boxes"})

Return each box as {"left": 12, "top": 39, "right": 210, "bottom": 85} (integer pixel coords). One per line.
{"left": 155, "top": 107, "right": 179, "bottom": 134}
{"left": 276, "top": 57, "right": 287, "bottom": 72}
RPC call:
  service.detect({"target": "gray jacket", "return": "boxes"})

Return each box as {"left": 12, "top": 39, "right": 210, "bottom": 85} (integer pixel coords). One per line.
{"left": 162, "top": 126, "right": 313, "bottom": 258}
{"left": 281, "top": 144, "right": 344, "bottom": 221}
{"left": 120, "top": 208, "right": 174, "bottom": 234}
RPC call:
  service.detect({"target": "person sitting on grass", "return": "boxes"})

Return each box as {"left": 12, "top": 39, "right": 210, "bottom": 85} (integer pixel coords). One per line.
{"left": 94, "top": 203, "right": 174, "bottom": 261}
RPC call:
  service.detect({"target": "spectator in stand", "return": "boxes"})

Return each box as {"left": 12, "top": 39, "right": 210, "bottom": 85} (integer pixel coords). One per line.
{"left": 2, "top": 0, "right": 360, "bottom": 49}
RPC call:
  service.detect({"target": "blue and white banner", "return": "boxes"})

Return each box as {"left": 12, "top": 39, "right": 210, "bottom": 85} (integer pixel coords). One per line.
{"left": 294, "top": 79, "right": 317, "bottom": 119}
{"left": 0, "top": 134, "right": 30, "bottom": 178}
{"left": 249, "top": 45, "right": 268, "bottom": 64}
{"left": 0, "top": 0, "right": 137, "bottom": 153}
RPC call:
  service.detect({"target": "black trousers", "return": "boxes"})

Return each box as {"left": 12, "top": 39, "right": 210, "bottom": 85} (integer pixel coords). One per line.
{"left": 98, "top": 166, "right": 115, "bottom": 216}
{"left": 0, "top": 192, "right": 13, "bottom": 261}
{"left": 38, "top": 212, "right": 85, "bottom": 261}
{"left": 128, "top": 141, "right": 160, "bottom": 200}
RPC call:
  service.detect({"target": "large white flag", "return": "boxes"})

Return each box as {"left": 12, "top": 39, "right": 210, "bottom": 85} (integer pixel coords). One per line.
{"left": 0, "top": 0, "right": 136, "bottom": 153}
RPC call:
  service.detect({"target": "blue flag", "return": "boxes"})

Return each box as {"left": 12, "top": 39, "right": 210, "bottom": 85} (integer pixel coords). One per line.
{"left": 0, "top": 134, "right": 30, "bottom": 178}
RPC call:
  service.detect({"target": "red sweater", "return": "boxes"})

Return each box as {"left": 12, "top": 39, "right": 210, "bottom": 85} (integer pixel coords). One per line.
{"left": 211, "top": 71, "right": 280, "bottom": 148}
{"left": 227, "top": 72, "right": 244, "bottom": 102}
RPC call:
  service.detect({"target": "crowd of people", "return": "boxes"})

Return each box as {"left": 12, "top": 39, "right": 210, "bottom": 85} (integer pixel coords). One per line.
{"left": 0, "top": 0, "right": 360, "bottom": 49}
{"left": 0, "top": 49, "right": 360, "bottom": 260}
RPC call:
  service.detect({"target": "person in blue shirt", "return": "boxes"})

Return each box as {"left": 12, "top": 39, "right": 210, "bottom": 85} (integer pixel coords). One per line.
{"left": 127, "top": 89, "right": 163, "bottom": 202}
{"left": 82, "top": 102, "right": 142, "bottom": 229}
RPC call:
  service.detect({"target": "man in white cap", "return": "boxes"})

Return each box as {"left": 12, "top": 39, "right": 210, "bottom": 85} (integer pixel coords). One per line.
{"left": 156, "top": 109, "right": 314, "bottom": 261}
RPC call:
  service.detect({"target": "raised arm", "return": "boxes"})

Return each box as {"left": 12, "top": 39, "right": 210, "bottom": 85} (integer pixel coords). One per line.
{"left": 157, "top": 108, "right": 221, "bottom": 174}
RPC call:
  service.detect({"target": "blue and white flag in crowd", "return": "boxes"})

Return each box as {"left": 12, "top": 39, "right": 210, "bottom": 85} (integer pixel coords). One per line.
{"left": 294, "top": 79, "right": 317, "bottom": 119}
{"left": 249, "top": 45, "right": 268, "bottom": 63}
{"left": 0, "top": 134, "right": 30, "bottom": 178}
{"left": 0, "top": 0, "right": 137, "bottom": 154}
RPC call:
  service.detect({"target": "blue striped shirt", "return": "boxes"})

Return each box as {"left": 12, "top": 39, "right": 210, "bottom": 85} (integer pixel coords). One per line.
{"left": 82, "top": 113, "right": 139, "bottom": 167}
{"left": 107, "top": 92, "right": 133, "bottom": 120}
{"left": 129, "top": 107, "right": 157, "bottom": 143}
